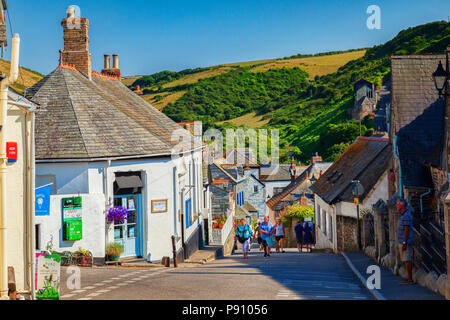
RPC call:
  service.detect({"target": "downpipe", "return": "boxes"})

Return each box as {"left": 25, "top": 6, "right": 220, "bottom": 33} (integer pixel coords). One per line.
{"left": 0, "top": 33, "right": 20, "bottom": 299}
{"left": 393, "top": 135, "right": 403, "bottom": 198}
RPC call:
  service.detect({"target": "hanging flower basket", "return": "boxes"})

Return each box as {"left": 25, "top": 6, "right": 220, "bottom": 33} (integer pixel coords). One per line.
{"left": 107, "top": 206, "right": 130, "bottom": 224}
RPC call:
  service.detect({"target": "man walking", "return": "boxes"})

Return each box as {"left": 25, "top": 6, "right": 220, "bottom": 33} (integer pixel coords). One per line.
{"left": 294, "top": 220, "right": 304, "bottom": 252}
{"left": 396, "top": 198, "right": 414, "bottom": 284}
{"left": 260, "top": 216, "right": 274, "bottom": 258}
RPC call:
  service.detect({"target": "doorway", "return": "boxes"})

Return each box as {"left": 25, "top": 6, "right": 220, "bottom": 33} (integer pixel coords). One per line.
{"left": 113, "top": 194, "right": 143, "bottom": 258}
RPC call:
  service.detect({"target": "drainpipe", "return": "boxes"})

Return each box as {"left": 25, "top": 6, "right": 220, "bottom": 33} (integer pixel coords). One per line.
{"left": 419, "top": 188, "right": 432, "bottom": 219}
{"left": 0, "top": 33, "right": 20, "bottom": 300}
{"left": 104, "top": 159, "right": 111, "bottom": 259}
{"left": 393, "top": 135, "right": 403, "bottom": 198}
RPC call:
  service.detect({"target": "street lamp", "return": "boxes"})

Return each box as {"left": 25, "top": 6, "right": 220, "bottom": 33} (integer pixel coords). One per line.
{"left": 352, "top": 180, "right": 364, "bottom": 251}
{"left": 432, "top": 50, "right": 449, "bottom": 98}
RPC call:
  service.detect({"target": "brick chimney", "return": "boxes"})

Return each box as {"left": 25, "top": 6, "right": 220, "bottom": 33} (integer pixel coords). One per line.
{"left": 311, "top": 152, "right": 323, "bottom": 164}
{"left": 101, "top": 53, "right": 122, "bottom": 78}
{"left": 61, "top": 6, "right": 92, "bottom": 79}
{"left": 289, "top": 159, "right": 296, "bottom": 182}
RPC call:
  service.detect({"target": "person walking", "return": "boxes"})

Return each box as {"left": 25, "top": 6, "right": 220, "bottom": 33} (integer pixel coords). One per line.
{"left": 275, "top": 218, "right": 285, "bottom": 253}
{"left": 303, "top": 221, "right": 313, "bottom": 253}
{"left": 396, "top": 198, "right": 414, "bottom": 284}
{"left": 235, "top": 218, "right": 253, "bottom": 259}
{"left": 254, "top": 221, "right": 263, "bottom": 251}
{"left": 260, "top": 215, "right": 274, "bottom": 258}
{"left": 294, "top": 220, "right": 304, "bottom": 253}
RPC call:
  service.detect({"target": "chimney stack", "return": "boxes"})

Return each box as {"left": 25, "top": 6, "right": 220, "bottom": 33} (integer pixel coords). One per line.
{"left": 311, "top": 152, "right": 323, "bottom": 164}
{"left": 101, "top": 53, "right": 122, "bottom": 78}
{"left": 61, "top": 6, "right": 92, "bottom": 78}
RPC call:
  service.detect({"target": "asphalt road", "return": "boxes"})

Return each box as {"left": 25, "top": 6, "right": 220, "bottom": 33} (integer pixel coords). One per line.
{"left": 60, "top": 246, "right": 373, "bottom": 300}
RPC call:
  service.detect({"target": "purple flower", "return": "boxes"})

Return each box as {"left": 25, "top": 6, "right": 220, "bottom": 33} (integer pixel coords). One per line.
{"left": 107, "top": 206, "right": 130, "bottom": 224}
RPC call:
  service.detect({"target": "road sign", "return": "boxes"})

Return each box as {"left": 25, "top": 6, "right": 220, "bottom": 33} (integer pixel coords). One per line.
{"left": 354, "top": 198, "right": 359, "bottom": 206}
{"left": 352, "top": 182, "right": 364, "bottom": 197}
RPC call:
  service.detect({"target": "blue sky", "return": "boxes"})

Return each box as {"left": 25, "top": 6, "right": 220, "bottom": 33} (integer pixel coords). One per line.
{"left": 6, "top": 0, "right": 450, "bottom": 76}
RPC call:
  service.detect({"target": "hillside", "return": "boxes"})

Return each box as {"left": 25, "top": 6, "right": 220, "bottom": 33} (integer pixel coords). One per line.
{"left": 123, "top": 49, "right": 365, "bottom": 110}
{"left": 150, "top": 21, "right": 449, "bottom": 163}
{"left": 0, "top": 59, "right": 44, "bottom": 93}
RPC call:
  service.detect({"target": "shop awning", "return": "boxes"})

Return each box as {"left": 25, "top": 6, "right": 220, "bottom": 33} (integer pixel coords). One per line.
{"left": 115, "top": 175, "right": 143, "bottom": 189}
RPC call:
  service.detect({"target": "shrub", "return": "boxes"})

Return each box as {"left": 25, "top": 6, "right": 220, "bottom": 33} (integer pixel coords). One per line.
{"left": 105, "top": 242, "right": 124, "bottom": 256}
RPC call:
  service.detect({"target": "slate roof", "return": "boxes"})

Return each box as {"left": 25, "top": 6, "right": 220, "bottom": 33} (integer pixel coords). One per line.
{"left": 397, "top": 99, "right": 445, "bottom": 188}
{"left": 259, "top": 164, "right": 308, "bottom": 182}
{"left": 354, "top": 79, "right": 374, "bottom": 91}
{"left": 27, "top": 67, "right": 194, "bottom": 160}
{"left": 267, "top": 161, "right": 332, "bottom": 208}
{"left": 390, "top": 55, "right": 445, "bottom": 138}
{"left": 390, "top": 55, "right": 446, "bottom": 188}
{"left": 311, "top": 137, "right": 392, "bottom": 204}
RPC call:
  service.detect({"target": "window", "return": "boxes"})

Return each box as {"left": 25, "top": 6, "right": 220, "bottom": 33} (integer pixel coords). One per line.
{"left": 35, "top": 224, "right": 40, "bottom": 250}
{"left": 316, "top": 205, "right": 321, "bottom": 227}
{"left": 328, "top": 214, "right": 333, "bottom": 242}
{"left": 323, "top": 210, "right": 327, "bottom": 235}
{"left": 254, "top": 185, "right": 258, "bottom": 193}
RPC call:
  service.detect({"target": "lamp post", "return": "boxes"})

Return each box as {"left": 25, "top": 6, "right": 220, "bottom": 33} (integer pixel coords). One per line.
{"left": 352, "top": 180, "right": 364, "bottom": 251}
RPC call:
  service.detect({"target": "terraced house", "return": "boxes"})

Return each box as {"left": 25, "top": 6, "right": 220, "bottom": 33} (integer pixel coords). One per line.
{"left": 28, "top": 7, "right": 205, "bottom": 264}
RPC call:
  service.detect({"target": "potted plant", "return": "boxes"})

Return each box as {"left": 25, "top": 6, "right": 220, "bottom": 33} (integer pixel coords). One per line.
{"left": 106, "top": 242, "right": 124, "bottom": 261}
{"left": 107, "top": 206, "right": 130, "bottom": 224}
{"left": 76, "top": 248, "right": 92, "bottom": 265}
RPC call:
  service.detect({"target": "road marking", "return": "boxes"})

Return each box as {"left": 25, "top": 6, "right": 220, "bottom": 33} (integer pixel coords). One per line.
{"left": 87, "top": 292, "right": 102, "bottom": 297}
{"left": 96, "top": 289, "right": 111, "bottom": 293}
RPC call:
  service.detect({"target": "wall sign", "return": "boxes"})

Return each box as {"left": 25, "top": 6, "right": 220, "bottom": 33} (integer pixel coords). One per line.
{"left": 151, "top": 199, "right": 168, "bottom": 213}
{"left": 36, "top": 254, "right": 61, "bottom": 300}
{"left": 6, "top": 141, "right": 17, "bottom": 163}
{"left": 35, "top": 184, "right": 51, "bottom": 216}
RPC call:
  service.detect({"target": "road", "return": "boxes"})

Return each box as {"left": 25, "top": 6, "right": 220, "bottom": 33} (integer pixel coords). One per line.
{"left": 60, "top": 247, "right": 373, "bottom": 300}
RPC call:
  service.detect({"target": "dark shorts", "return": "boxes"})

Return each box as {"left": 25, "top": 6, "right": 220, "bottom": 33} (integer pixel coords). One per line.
{"left": 296, "top": 237, "right": 303, "bottom": 244}
{"left": 275, "top": 235, "right": 284, "bottom": 241}
{"left": 257, "top": 237, "right": 262, "bottom": 244}
{"left": 261, "top": 239, "right": 268, "bottom": 247}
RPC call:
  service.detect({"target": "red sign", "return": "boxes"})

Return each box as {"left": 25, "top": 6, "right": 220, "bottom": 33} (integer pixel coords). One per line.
{"left": 6, "top": 142, "right": 17, "bottom": 163}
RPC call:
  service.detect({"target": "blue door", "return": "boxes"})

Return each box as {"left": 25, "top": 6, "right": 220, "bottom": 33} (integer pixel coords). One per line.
{"left": 113, "top": 195, "right": 142, "bottom": 258}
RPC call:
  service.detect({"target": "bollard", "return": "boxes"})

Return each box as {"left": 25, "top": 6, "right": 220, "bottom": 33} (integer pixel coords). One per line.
{"left": 171, "top": 236, "right": 178, "bottom": 267}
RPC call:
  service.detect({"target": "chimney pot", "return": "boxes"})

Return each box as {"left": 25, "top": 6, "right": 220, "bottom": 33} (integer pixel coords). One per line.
{"left": 113, "top": 54, "right": 119, "bottom": 69}
{"left": 104, "top": 54, "right": 111, "bottom": 69}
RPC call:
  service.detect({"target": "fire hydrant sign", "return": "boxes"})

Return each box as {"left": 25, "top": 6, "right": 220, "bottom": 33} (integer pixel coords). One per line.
{"left": 36, "top": 254, "right": 61, "bottom": 300}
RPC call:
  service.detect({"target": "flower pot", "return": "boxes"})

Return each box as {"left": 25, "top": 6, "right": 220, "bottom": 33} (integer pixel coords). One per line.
{"left": 79, "top": 255, "right": 90, "bottom": 265}
{"left": 107, "top": 254, "right": 120, "bottom": 262}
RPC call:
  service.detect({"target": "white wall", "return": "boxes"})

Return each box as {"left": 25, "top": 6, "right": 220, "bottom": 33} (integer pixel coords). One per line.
{"left": 36, "top": 148, "right": 204, "bottom": 262}
{"left": 314, "top": 195, "right": 336, "bottom": 251}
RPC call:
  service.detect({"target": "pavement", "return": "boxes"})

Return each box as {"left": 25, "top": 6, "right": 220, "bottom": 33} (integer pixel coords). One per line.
{"left": 60, "top": 245, "right": 373, "bottom": 300}
{"left": 342, "top": 252, "right": 444, "bottom": 300}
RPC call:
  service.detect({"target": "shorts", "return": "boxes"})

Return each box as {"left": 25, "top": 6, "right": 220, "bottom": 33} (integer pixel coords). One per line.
{"left": 261, "top": 239, "right": 268, "bottom": 247}
{"left": 257, "top": 237, "right": 262, "bottom": 244}
{"left": 275, "top": 235, "right": 284, "bottom": 241}
{"left": 296, "top": 237, "right": 303, "bottom": 244}
{"left": 398, "top": 243, "right": 413, "bottom": 262}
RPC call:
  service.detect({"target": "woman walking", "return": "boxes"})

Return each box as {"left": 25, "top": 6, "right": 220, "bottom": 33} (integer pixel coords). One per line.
{"left": 235, "top": 218, "right": 253, "bottom": 259}
{"left": 254, "top": 221, "right": 263, "bottom": 251}
{"left": 303, "top": 221, "right": 313, "bottom": 253}
{"left": 275, "top": 218, "right": 285, "bottom": 253}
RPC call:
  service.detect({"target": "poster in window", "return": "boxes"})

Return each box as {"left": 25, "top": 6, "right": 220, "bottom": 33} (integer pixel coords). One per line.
{"left": 152, "top": 199, "right": 168, "bottom": 213}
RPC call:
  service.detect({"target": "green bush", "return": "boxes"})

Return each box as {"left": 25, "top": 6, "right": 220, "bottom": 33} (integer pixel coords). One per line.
{"left": 282, "top": 204, "right": 315, "bottom": 225}
{"left": 105, "top": 242, "right": 124, "bottom": 256}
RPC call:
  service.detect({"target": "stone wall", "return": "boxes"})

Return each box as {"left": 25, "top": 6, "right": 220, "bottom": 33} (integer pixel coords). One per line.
{"left": 336, "top": 215, "right": 359, "bottom": 252}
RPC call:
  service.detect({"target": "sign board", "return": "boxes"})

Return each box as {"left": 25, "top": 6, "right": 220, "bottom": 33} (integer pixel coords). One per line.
{"left": 35, "top": 254, "right": 61, "bottom": 300}
{"left": 62, "top": 197, "right": 82, "bottom": 240}
{"left": 6, "top": 141, "right": 17, "bottom": 163}
{"left": 352, "top": 183, "right": 364, "bottom": 197}
{"left": 354, "top": 197, "right": 359, "bottom": 206}
{"left": 151, "top": 199, "right": 168, "bottom": 213}
{"left": 35, "top": 185, "right": 51, "bottom": 216}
